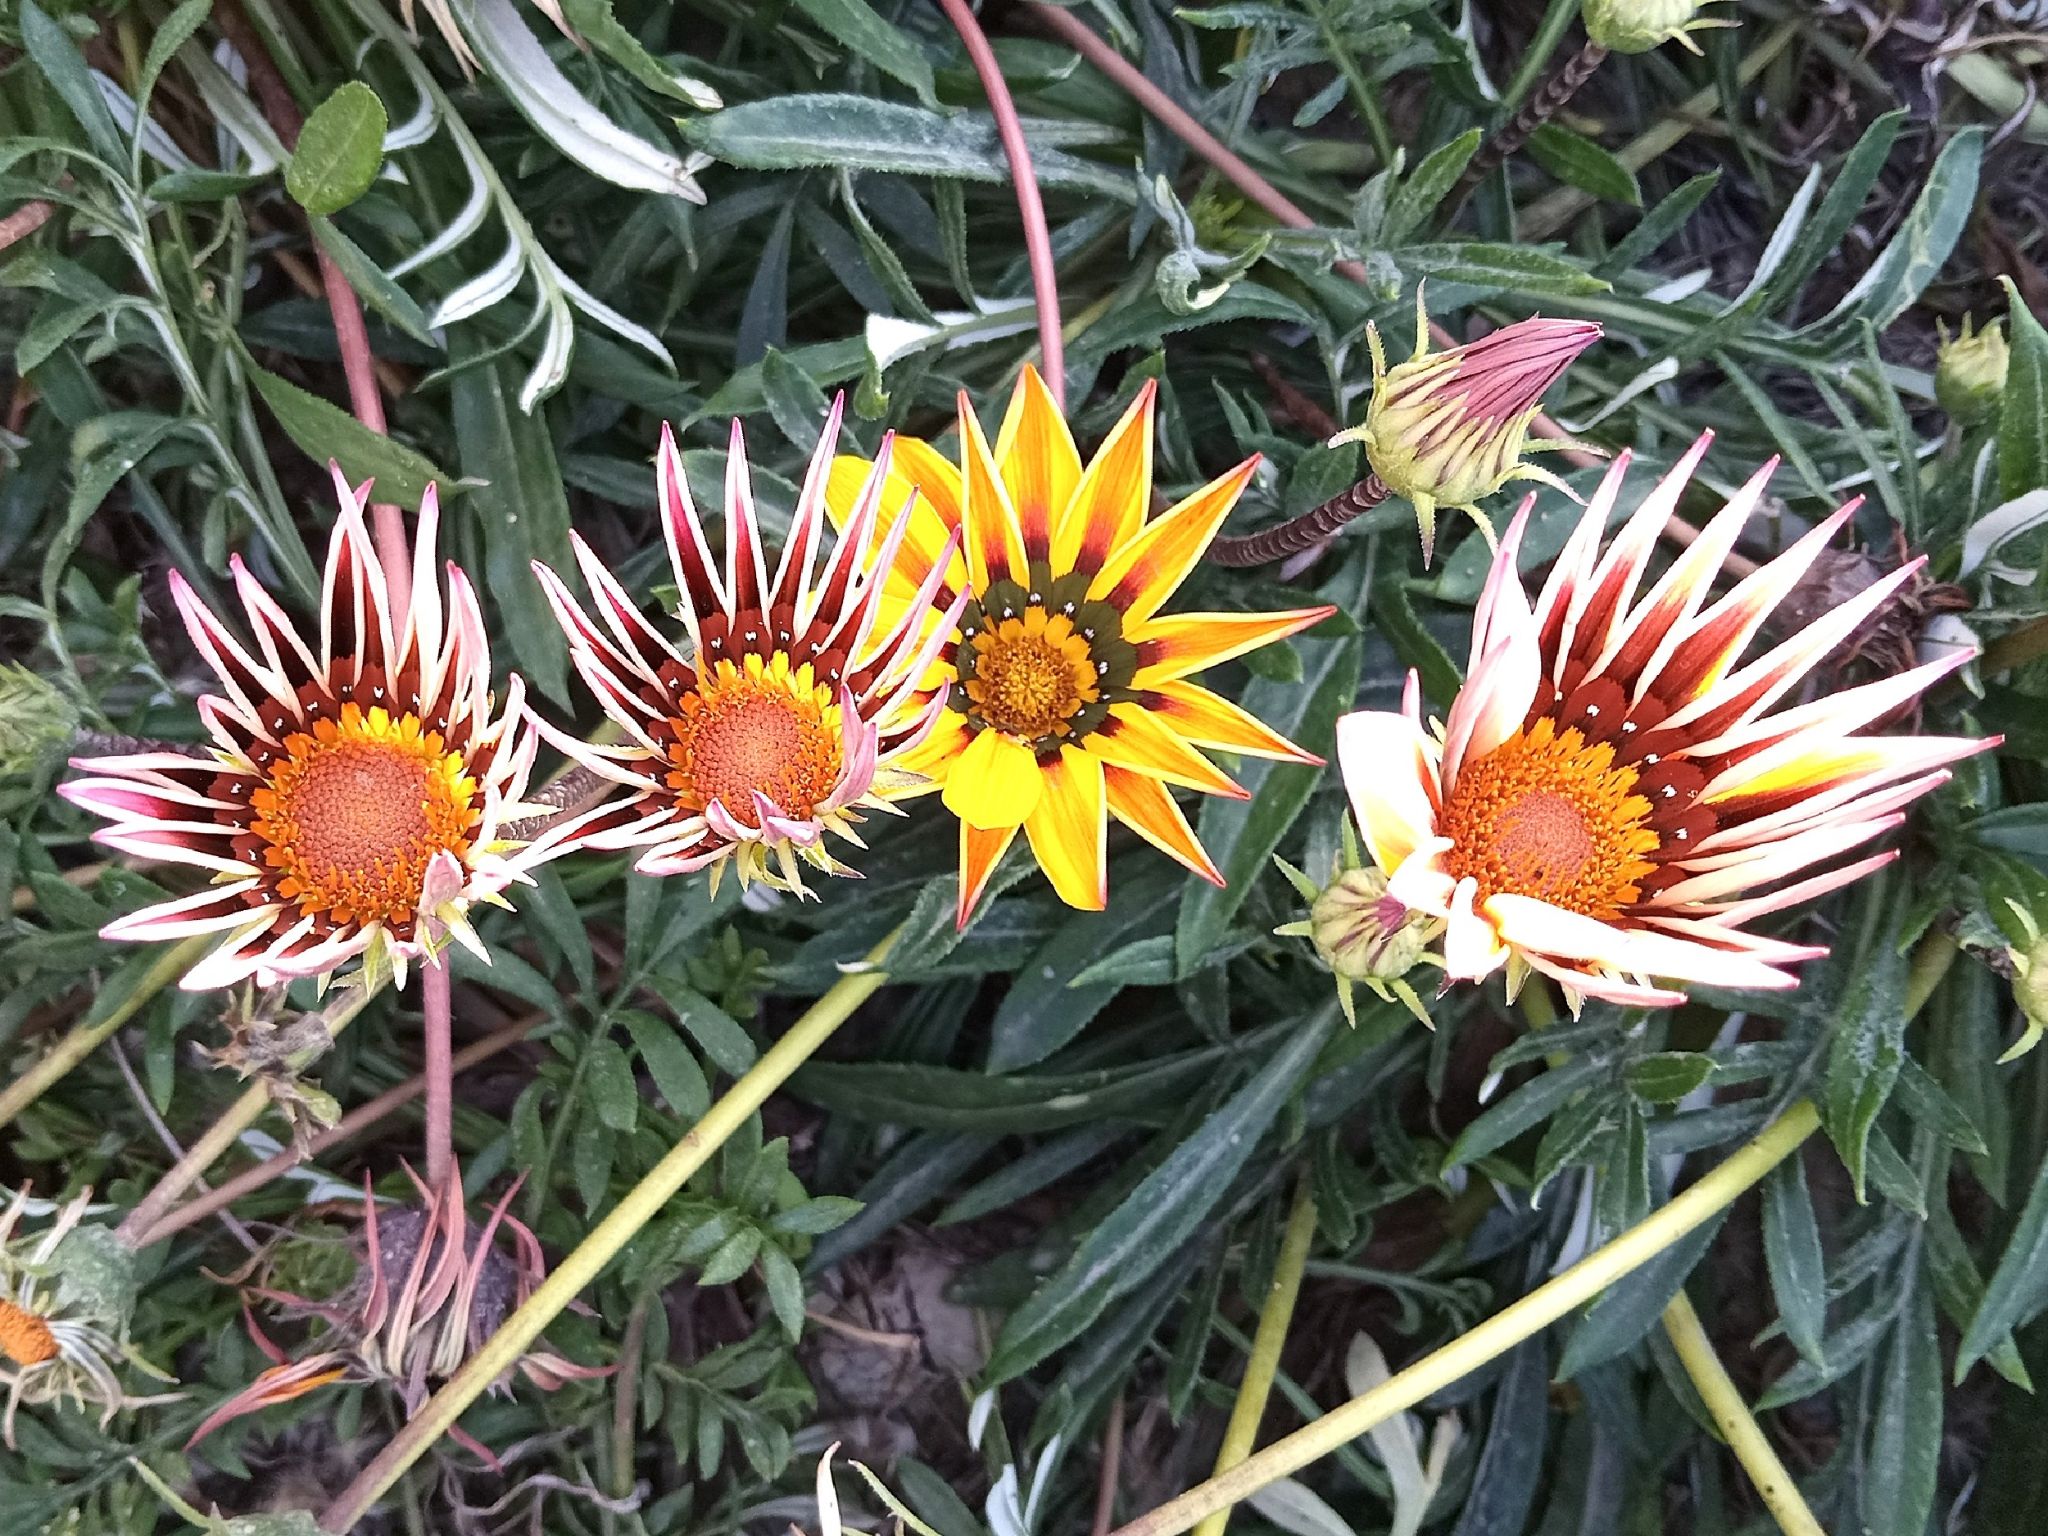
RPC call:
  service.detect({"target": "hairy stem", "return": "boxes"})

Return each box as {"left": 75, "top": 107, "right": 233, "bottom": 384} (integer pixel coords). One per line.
{"left": 422, "top": 960, "right": 454, "bottom": 1193}
{"left": 129, "top": 1013, "right": 539, "bottom": 1248}
{"left": 318, "top": 929, "right": 902, "bottom": 1531}
{"left": 1110, "top": 1101, "right": 1822, "bottom": 1536}
{"left": 1447, "top": 40, "right": 1609, "bottom": 217}
{"left": 935, "top": 0, "right": 1065, "bottom": 405}
{"left": 1660, "top": 1291, "right": 1826, "bottom": 1536}
{"left": 0, "top": 935, "right": 208, "bottom": 1133}
{"left": 1193, "top": 1175, "right": 1319, "bottom": 1536}
{"left": 1208, "top": 476, "right": 1390, "bottom": 567}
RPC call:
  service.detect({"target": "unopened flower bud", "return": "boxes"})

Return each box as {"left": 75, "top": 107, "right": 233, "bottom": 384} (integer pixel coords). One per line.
{"left": 1584, "top": 0, "right": 1724, "bottom": 54}
{"left": 2004, "top": 933, "right": 2048, "bottom": 1062}
{"left": 1935, "top": 316, "right": 2008, "bottom": 427}
{"left": 0, "top": 664, "right": 79, "bottom": 782}
{"left": 1312, "top": 868, "right": 1429, "bottom": 982}
{"left": 1334, "top": 289, "right": 1600, "bottom": 561}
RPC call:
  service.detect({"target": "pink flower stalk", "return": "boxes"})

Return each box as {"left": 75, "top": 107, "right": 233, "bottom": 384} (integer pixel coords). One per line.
{"left": 61, "top": 473, "right": 543, "bottom": 990}
{"left": 1338, "top": 435, "right": 1994, "bottom": 1011}
{"left": 527, "top": 399, "right": 965, "bottom": 895}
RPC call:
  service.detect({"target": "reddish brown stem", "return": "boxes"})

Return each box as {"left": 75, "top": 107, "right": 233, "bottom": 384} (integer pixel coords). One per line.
{"left": 422, "top": 958, "right": 454, "bottom": 1194}
{"left": 1209, "top": 476, "right": 1391, "bottom": 566}
{"left": 936, "top": 0, "right": 1066, "bottom": 406}
{"left": 215, "top": 0, "right": 411, "bottom": 614}
{"left": 1448, "top": 40, "right": 1610, "bottom": 214}
{"left": 128, "top": 1014, "right": 538, "bottom": 1248}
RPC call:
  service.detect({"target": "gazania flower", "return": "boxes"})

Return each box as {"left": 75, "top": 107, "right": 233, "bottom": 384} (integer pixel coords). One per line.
{"left": 1333, "top": 294, "right": 1600, "bottom": 560}
{"left": 60, "top": 473, "right": 542, "bottom": 991}
{"left": 827, "top": 367, "right": 1334, "bottom": 926}
{"left": 528, "top": 401, "right": 964, "bottom": 893}
{"left": 187, "top": 1164, "right": 604, "bottom": 1458}
{"left": 1338, "top": 436, "right": 1992, "bottom": 1010}
{"left": 0, "top": 1187, "right": 179, "bottom": 1447}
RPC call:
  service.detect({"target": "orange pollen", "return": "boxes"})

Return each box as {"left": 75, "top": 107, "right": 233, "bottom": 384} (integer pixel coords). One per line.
{"left": 666, "top": 657, "right": 844, "bottom": 827}
{"left": 0, "top": 1297, "right": 57, "bottom": 1367}
{"left": 1440, "top": 716, "right": 1660, "bottom": 919}
{"left": 248, "top": 704, "right": 480, "bottom": 930}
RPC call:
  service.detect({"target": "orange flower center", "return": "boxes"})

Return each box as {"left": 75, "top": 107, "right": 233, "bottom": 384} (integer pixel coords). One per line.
{"left": 1441, "top": 717, "right": 1659, "bottom": 919}
{"left": 0, "top": 1297, "right": 57, "bottom": 1367}
{"left": 665, "top": 656, "right": 844, "bottom": 826}
{"left": 964, "top": 609, "right": 1099, "bottom": 742}
{"left": 249, "top": 704, "right": 480, "bottom": 930}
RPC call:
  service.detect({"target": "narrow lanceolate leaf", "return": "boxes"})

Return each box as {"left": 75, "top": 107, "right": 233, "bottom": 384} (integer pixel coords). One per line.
{"left": 981, "top": 1007, "right": 1337, "bottom": 1383}
{"left": 788, "top": 0, "right": 938, "bottom": 106}
{"left": 1524, "top": 124, "right": 1640, "bottom": 207}
{"left": 1761, "top": 1154, "right": 1828, "bottom": 1369}
{"left": 1956, "top": 1146, "right": 2048, "bottom": 1377}
{"left": 1998, "top": 276, "right": 2048, "bottom": 501}
{"left": 1862, "top": 1276, "right": 1943, "bottom": 1536}
{"left": 1821, "top": 914, "right": 1909, "bottom": 1202}
{"left": 286, "top": 82, "right": 387, "bottom": 216}
{"left": 241, "top": 355, "right": 454, "bottom": 511}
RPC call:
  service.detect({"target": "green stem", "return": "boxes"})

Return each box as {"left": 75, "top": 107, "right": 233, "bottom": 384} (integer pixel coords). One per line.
{"left": 1499, "top": 0, "right": 1585, "bottom": 111}
{"left": 1313, "top": 0, "right": 1397, "bottom": 167}
{"left": 1193, "top": 1174, "right": 1319, "bottom": 1536}
{"left": 1660, "top": 1291, "right": 1826, "bottom": 1536}
{"left": 0, "top": 935, "right": 208, "bottom": 1132}
{"left": 317, "top": 929, "right": 902, "bottom": 1532}
{"left": 1109, "top": 1100, "right": 1821, "bottom": 1536}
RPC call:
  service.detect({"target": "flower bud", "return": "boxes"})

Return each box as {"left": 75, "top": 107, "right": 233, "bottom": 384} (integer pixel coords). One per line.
{"left": 1334, "top": 290, "right": 1600, "bottom": 561}
{"left": 0, "top": 664, "right": 79, "bottom": 783}
{"left": 1583, "top": 0, "right": 1723, "bottom": 54}
{"left": 2004, "top": 932, "right": 2048, "bottom": 1062}
{"left": 1935, "top": 316, "right": 2008, "bottom": 427}
{"left": 1311, "top": 867, "right": 1430, "bottom": 983}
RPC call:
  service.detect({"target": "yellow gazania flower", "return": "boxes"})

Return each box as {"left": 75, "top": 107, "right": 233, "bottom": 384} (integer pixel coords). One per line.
{"left": 1340, "top": 435, "right": 1995, "bottom": 1011}
{"left": 827, "top": 368, "right": 1334, "bottom": 926}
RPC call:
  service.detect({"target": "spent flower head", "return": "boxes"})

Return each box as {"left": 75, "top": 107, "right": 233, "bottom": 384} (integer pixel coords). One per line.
{"left": 0, "top": 1187, "right": 179, "bottom": 1447}
{"left": 1333, "top": 289, "right": 1600, "bottom": 561}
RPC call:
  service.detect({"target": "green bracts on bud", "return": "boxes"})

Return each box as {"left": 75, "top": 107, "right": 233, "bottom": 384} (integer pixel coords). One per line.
{"left": 1935, "top": 316, "right": 2008, "bottom": 426}
{"left": 1583, "top": 0, "right": 1727, "bottom": 54}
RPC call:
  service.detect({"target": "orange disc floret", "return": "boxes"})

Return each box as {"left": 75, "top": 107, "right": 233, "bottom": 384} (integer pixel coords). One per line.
{"left": 964, "top": 610, "right": 1100, "bottom": 743}
{"left": 664, "top": 654, "right": 845, "bottom": 825}
{"left": 0, "top": 1297, "right": 57, "bottom": 1368}
{"left": 248, "top": 703, "right": 481, "bottom": 930}
{"left": 1441, "top": 715, "right": 1660, "bottom": 919}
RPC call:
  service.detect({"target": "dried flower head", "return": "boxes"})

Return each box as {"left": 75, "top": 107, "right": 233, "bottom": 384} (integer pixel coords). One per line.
{"left": 0, "top": 1187, "right": 179, "bottom": 1447}
{"left": 1338, "top": 436, "right": 1993, "bottom": 1011}
{"left": 60, "top": 473, "right": 545, "bottom": 991}
{"left": 186, "top": 1164, "right": 603, "bottom": 1457}
{"left": 1332, "top": 290, "right": 1601, "bottom": 561}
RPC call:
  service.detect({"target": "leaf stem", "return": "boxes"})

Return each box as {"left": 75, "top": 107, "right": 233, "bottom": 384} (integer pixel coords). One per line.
{"left": 1660, "top": 1291, "right": 1826, "bottom": 1536}
{"left": 0, "top": 934, "right": 208, "bottom": 1133}
{"left": 1192, "top": 1174, "right": 1318, "bottom": 1536}
{"left": 422, "top": 959, "right": 454, "bottom": 1194}
{"left": 1108, "top": 1099, "right": 1822, "bottom": 1536}
{"left": 317, "top": 928, "right": 903, "bottom": 1532}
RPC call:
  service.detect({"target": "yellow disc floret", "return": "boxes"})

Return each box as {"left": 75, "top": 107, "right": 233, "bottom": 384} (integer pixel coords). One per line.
{"left": 1441, "top": 716, "right": 1660, "bottom": 918}
{"left": 248, "top": 704, "right": 480, "bottom": 930}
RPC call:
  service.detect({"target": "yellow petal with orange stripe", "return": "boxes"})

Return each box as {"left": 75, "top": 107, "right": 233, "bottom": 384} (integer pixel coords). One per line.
{"left": 1130, "top": 607, "right": 1334, "bottom": 687}
{"left": 827, "top": 448, "right": 964, "bottom": 601}
{"left": 958, "top": 393, "right": 1030, "bottom": 593}
{"left": 1085, "top": 702, "right": 1245, "bottom": 798}
{"left": 959, "top": 820, "right": 1020, "bottom": 926}
{"left": 1050, "top": 379, "right": 1155, "bottom": 578}
{"left": 1088, "top": 456, "right": 1259, "bottom": 624}
{"left": 1105, "top": 766, "right": 1223, "bottom": 887}
{"left": 1149, "top": 679, "right": 1325, "bottom": 762}
{"left": 1023, "top": 745, "right": 1107, "bottom": 910}
{"left": 994, "top": 365, "right": 1081, "bottom": 562}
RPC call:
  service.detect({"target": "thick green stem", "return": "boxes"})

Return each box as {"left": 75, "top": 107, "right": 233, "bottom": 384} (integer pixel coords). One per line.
{"left": 1660, "top": 1291, "right": 1826, "bottom": 1536}
{"left": 0, "top": 935, "right": 207, "bottom": 1132}
{"left": 1193, "top": 1175, "right": 1319, "bottom": 1536}
{"left": 317, "top": 929, "right": 902, "bottom": 1531}
{"left": 1109, "top": 1100, "right": 1822, "bottom": 1536}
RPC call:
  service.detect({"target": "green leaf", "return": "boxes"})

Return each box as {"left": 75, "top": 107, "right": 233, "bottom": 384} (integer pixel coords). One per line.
{"left": 559, "top": 0, "right": 722, "bottom": 107}
{"left": 1446, "top": 1057, "right": 1607, "bottom": 1168}
{"left": 309, "top": 218, "right": 438, "bottom": 348}
{"left": 622, "top": 1010, "right": 710, "bottom": 1121}
{"left": 698, "top": 1228, "right": 763, "bottom": 1287}
{"left": 1821, "top": 914, "right": 1908, "bottom": 1202}
{"left": 1176, "top": 634, "right": 1357, "bottom": 972}
{"left": 1998, "top": 276, "right": 2048, "bottom": 500}
{"left": 242, "top": 354, "right": 454, "bottom": 512}
{"left": 768, "top": 1196, "right": 863, "bottom": 1236}
{"left": 1524, "top": 124, "right": 1640, "bottom": 206}
{"left": 1449, "top": 1339, "right": 1550, "bottom": 1536}
{"left": 136, "top": 0, "right": 213, "bottom": 119}
{"left": 1957, "top": 1139, "right": 2048, "bottom": 1376}
{"left": 1760, "top": 1155, "right": 1827, "bottom": 1369}
{"left": 572, "top": 1112, "right": 614, "bottom": 1211}
{"left": 1862, "top": 1277, "right": 1943, "bottom": 1536}
{"left": 990, "top": 871, "right": 1173, "bottom": 1071}
{"left": 1385, "top": 127, "right": 1482, "bottom": 241}
{"left": 19, "top": 1, "right": 126, "bottom": 165}
{"left": 681, "top": 95, "right": 1133, "bottom": 201}
{"left": 648, "top": 977, "right": 758, "bottom": 1076}
{"left": 789, "top": 0, "right": 937, "bottom": 106}
{"left": 1760, "top": 110, "right": 1904, "bottom": 316}
{"left": 1816, "top": 127, "right": 1983, "bottom": 332}
{"left": 1624, "top": 1052, "right": 1714, "bottom": 1106}
{"left": 981, "top": 1006, "right": 1338, "bottom": 1383}
{"left": 1558, "top": 1214, "right": 1724, "bottom": 1378}
{"left": 286, "top": 82, "right": 387, "bottom": 217}
{"left": 585, "top": 1036, "right": 639, "bottom": 1134}
{"left": 759, "top": 1243, "right": 806, "bottom": 1339}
